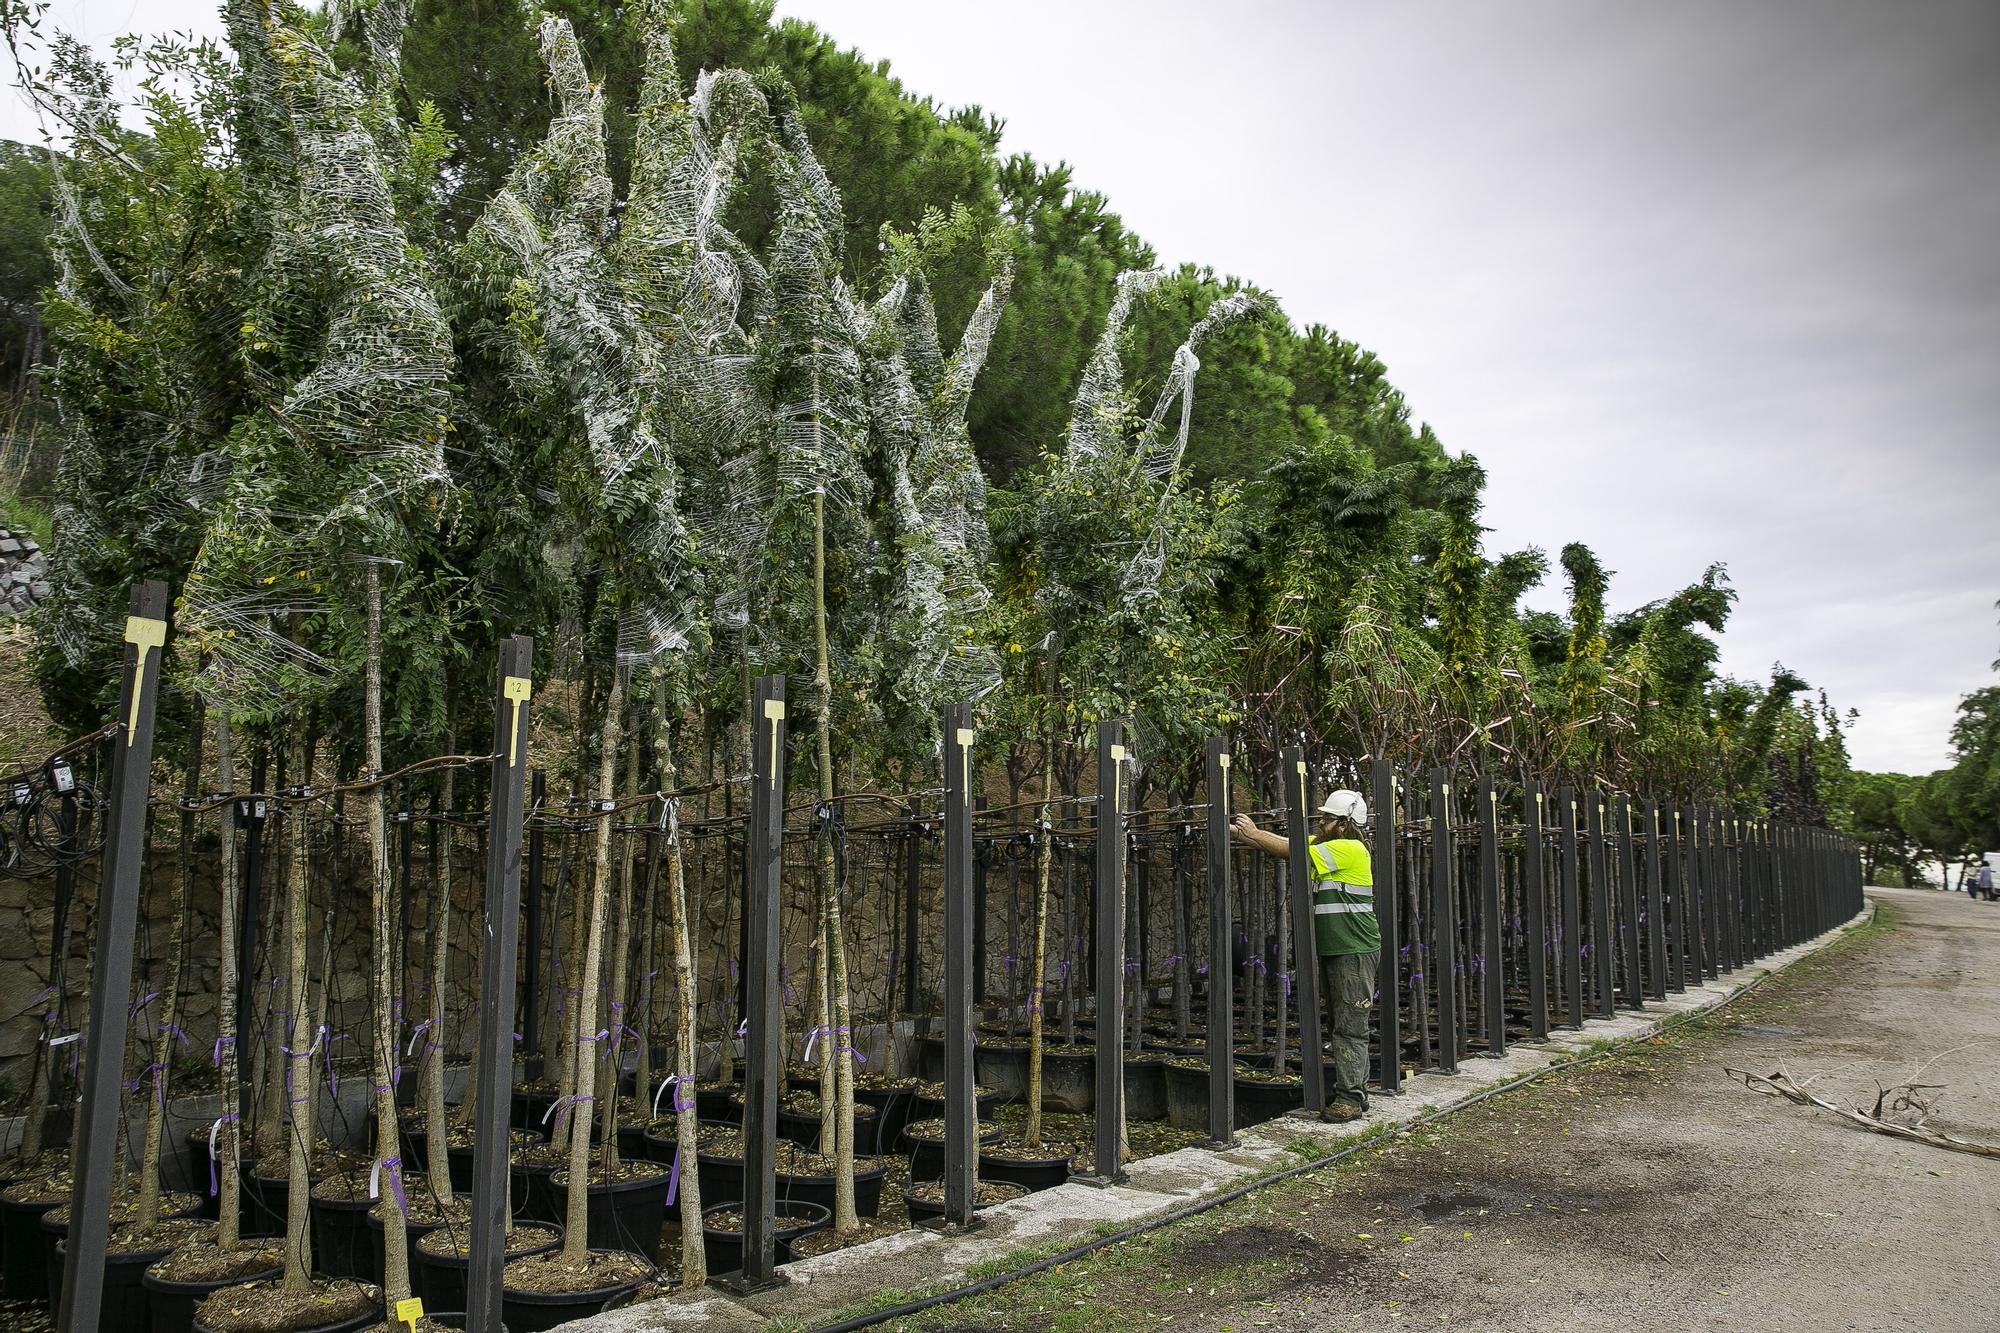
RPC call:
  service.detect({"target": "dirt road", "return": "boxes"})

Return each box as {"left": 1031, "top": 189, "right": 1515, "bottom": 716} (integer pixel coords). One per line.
{"left": 911, "top": 887, "right": 2000, "bottom": 1332}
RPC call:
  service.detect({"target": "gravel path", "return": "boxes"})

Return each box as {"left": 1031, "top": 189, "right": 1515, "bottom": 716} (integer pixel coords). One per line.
{"left": 912, "top": 887, "right": 2000, "bottom": 1332}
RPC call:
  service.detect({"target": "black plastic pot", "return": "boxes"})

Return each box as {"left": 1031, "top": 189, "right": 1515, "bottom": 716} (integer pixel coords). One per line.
{"left": 774, "top": 1158, "right": 887, "bottom": 1217}
{"left": 696, "top": 1146, "right": 745, "bottom": 1207}
{"left": 976, "top": 1146, "right": 1072, "bottom": 1194}
{"left": 911, "top": 1086, "right": 1006, "bottom": 1122}
{"left": 551, "top": 1164, "right": 670, "bottom": 1259}
{"left": 777, "top": 1101, "right": 884, "bottom": 1154}
{"left": 413, "top": 1223, "right": 560, "bottom": 1315}
{"left": 1124, "top": 1056, "right": 1169, "bottom": 1121}
{"left": 143, "top": 1255, "right": 284, "bottom": 1333}
{"left": 695, "top": 1082, "right": 738, "bottom": 1120}
{"left": 700, "top": 1200, "right": 829, "bottom": 1275}
{"left": 1233, "top": 1072, "right": 1303, "bottom": 1128}
{"left": 854, "top": 1082, "right": 918, "bottom": 1149}
{"left": 444, "top": 1127, "right": 540, "bottom": 1193}
{"left": 500, "top": 1249, "right": 644, "bottom": 1333}
{"left": 1144, "top": 1039, "right": 1208, "bottom": 1060}
{"left": 309, "top": 1191, "right": 381, "bottom": 1281}
{"left": 904, "top": 1121, "right": 1001, "bottom": 1182}
{"left": 511, "top": 1086, "right": 558, "bottom": 1133}
{"left": 914, "top": 1035, "right": 946, "bottom": 1081}
{"left": 0, "top": 1190, "right": 62, "bottom": 1300}
{"left": 243, "top": 1167, "right": 289, "bottom": 1238}
{"left": 511, "top": 1158, "right": 564, "bottom": 1225}
{"left": 52, "top": 1232, "right": 183, "bottom": 1331}
{"left": 902, "top": 1180, "right": 1027, "bottom": 1225}
{"left": 1032, "top": 1050, "right": 1096, "bottom": 1113}
{"left": 365, "top": 1206, "right": 451, "bottom": 1287}
{"left": 972, "top": 1043, "right": 1028, "bottom": 1103}
{"left": 639, "top": 1117, "right": 734, "bottom": 1168}
{"left": 191, "top": 1285, "right": 382, "bottom": 1333}
{"left": 184, "top": 1128, "right": 225, "bottom": 1223}
{"left": 1161, "top": 1060, "right": 1214, "bottom": 1132}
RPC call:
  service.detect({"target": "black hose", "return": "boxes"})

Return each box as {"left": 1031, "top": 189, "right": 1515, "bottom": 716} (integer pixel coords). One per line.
{"left": 806, "top": 914, "right": 1859, "bottom": 1333}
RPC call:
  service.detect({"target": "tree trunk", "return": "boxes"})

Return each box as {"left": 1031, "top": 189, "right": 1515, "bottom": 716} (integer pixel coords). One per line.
{"left": 137, "top": 692, "right": 203, "bottom": 1220}
{"left": 364, "top": 566, "right": 411, "bottom": 1302}
{"left": 649, "top": 676, "right": 705, "bottom": 1283}
{"left": 422, "top": 731, "right": 458, "bottom": 1207}
{"left": 597, "top": 729, "right": 641, "bottom": 1173}
{"left": 280, "top": 739, "right": 314, "bottom": 1291}
{"left": 214, "top": 712, "right": 245, "bottom": 1250}
{"left": 562, "top": 666, "right": 624, "bottom": 1262}
{"left": 1024, "top": 726, "right": 1054, "bottom": 1148}
{"left": 811, "top": 489, "right": 858, "bottom": 1233}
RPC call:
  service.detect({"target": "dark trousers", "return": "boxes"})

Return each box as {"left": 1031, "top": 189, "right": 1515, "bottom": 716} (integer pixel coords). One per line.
{"left": 1319, "top": 950, "right": 1379, "bottom": 1110}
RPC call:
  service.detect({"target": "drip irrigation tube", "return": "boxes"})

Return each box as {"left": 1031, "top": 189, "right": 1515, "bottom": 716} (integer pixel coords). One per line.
{"left": 806, "top": 911, "right": 1868, "bottom": 1333}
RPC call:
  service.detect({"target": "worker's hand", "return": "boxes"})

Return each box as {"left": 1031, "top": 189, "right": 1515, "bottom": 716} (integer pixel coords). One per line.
{"left": 1230, "top": 813, "right": 1258, "bottom": 842}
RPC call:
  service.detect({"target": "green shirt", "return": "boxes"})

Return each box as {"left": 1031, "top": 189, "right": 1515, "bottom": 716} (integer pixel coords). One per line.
{"left": 1307, "top": 837, "right": 1378, "bottom": 956}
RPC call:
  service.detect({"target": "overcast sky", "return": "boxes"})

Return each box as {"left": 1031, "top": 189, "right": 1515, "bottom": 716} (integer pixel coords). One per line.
{"left": 6, "top": 1, "right": 1996, "bottom": 773}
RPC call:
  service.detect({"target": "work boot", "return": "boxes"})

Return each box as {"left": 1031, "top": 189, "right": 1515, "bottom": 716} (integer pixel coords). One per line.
{"left": 1320, "top": 1102, "right": 1365, "bottom": 1124}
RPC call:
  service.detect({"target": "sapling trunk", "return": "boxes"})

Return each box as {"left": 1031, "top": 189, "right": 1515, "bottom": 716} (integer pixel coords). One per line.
{"left": 1024, "top": 695, "right": 1056, "bottom": 1148}
{"left": 256, "top": 834, "right": 284, "bottom": 1161}
{"left": 280, "top": 738, "right": 314, "bottom": 1291}
{"left": 811, "top": 488, "right": 859, "bottom": 1232}
{"left": 422, "top": 726, "right": 458, "bottom": 1205}
{"left": 596, "top": 729, "right": 641, "bottom": 1173}
{"left": 649, "top": 678, "right": 705, "bottom": 1282}
{"left": 814, "top": 901, "right": 834, "bottom": 1148}
{"left": 136, "top": 692, "right": 203, "bottom": 1224}
{"left": 630, "top": 815, "right": 659, "bottom": 1156}
{"left": 214, "top": 712, "right": 245, "bottom": 1249}
{"left": 364, "top": 564, "right": 411, "bottom": 1303}
{"left": 562, "top": 666, "right": 624, "bottom": 1262}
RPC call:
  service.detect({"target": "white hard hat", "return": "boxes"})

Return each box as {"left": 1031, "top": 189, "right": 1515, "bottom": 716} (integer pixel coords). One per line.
{"left": 1318, "top": 789, "right": 1368, "bottom": 824}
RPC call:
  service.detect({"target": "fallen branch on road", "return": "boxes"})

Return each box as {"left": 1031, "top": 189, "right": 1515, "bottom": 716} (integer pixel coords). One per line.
{"left": 1725, "top": 1065, "right": 2000, "bottom": 1160}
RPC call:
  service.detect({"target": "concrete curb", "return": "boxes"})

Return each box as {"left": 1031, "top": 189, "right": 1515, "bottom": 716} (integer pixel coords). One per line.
{"left": 568, "top": 902, "right": 1878, "bottom": 1332}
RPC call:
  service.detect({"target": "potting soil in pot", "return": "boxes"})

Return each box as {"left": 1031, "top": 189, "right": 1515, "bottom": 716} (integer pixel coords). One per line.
{"left": 143, "top": 1238, "right": 286, "bottom": 1333}
{"left": 903, "top": 1178, "right": 1027, "bottom": 1224}
{"left": 977, "top": 1139, "right": 1075, "bottom": 1193}
{"left": 413, "top": 1221, "right": 559, "bottom": 1315}
{"left": 50, "top": 1216, "right": 211, "bottom": 1332}
{"left": 190, "top": 1276, "right": 381, "bottom": 1333}
{"left": 548, "top": 1159, "right": 671, "bottom": 1257}
{"left": 501, "top": 1249, "right": 649, "bottom": 1333}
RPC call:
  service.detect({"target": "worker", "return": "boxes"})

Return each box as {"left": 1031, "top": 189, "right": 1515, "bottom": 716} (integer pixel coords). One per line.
{"left": 1231, "top": 789, "right": 1378, "bottom": 1123}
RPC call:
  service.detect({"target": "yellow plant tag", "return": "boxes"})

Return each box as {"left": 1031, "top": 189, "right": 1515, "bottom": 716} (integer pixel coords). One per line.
{"left": 122, "top": 615, "right": 168, "bottom": 745}
{"left": 503, "top": 675, "right": 531, "bottom": 767}
{"left": 956, "top": 727, "right": 973, "bottom": 793}
{"left": 395, "top": 1296, "right": 424, "bottom": 1329}
{"left": 763, "top": 698, "right": 785, "bottom": 788}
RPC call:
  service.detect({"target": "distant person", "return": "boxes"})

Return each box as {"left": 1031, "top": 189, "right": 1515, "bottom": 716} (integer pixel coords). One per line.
{"left": 1978, "top": 862, "right": 1995, "bottom": 902}
{"left": 1232, "top": 789, "right": 1377, "bottom": 1123}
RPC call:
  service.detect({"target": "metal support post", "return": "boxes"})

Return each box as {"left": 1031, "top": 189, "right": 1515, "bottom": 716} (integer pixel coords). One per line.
{"left": 1520, "top": 784, "right": 1550, "bottom": 1039}
{"left": 1615, "top": 796, "right": 1642, "bottom": 1009}
{"left": 1282, "top": 747, "right": 1324, "bottom": 1110}
{"left": 1371, "top": 762, "right": 1401, "bottom": 1091}
{"left": 1586, "top": 795, "right": 1614, "bottom": 1018}
{"left": 1093, "top": 720, "right": 1127, "bottom": 1180}
{"left": 59, "top": 581, "right": 168, "bottom": 1333}
{"left": 1203, "top": 736, "right": 1234, "bottom": 1144}
{"left": 1477, "top": 776, "right": 1504, "bottom": 1055}
{"left": 1642, "top": 802, "right": 1667, "bottom": 1001}
{"left": 1558, "top": 790, "right": 1584, "bottom": 1028}
{"left": 941, "top": 705, "right": 978, "bottom": 1223}
{"left": 973, "top": 796, "right": 989, "bottom": 1005}
{"left": 467, "top": 636, "right": 533, "bottom": 1333}
{"left": 1429, "top": 770, "right": 1459, "bottom": 1073}
{"left": 732, "top": 675, "right": 786, "bottom": 1290}
{"left": 523, "top": 768, "right": 545, "bottom": 1075}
